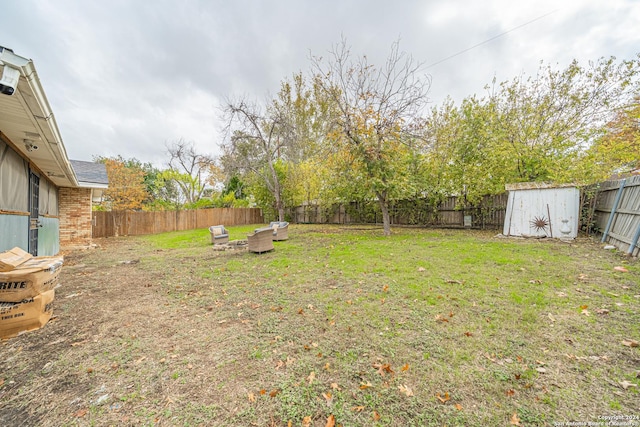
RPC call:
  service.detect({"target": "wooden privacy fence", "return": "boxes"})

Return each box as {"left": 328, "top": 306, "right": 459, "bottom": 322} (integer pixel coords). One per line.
{"left": 593, "top": 175, "right": 640, "bottom": 256}
{"left": 92, "top": 208, "right": 263, "bottom": 238}
{"left": 288, "top": 193, "right": 508, "bottom": 230}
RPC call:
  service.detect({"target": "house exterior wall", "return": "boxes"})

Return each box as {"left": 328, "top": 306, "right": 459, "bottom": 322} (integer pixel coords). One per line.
{"left": 58, "top": 187, "right": 93, "bottom": 247}
{"left": 1, "top": 138, "right": 60, "bottom": 255}
{"left": 0, "top": 214, "right": 29, "bottom": 250}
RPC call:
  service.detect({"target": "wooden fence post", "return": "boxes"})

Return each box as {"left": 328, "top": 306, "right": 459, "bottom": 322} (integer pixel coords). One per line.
{"left": 601, "top": 179, "right": 626, "bottom": 243}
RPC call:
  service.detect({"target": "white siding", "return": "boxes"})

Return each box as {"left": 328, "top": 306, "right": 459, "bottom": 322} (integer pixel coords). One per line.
{"left": 503, "top": 187, "right": 580, "bottom": 238}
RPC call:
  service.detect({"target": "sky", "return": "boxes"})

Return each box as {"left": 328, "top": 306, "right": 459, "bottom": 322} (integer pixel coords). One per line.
{"left": 1, "top": 0, "right": 639, "bottom": 168}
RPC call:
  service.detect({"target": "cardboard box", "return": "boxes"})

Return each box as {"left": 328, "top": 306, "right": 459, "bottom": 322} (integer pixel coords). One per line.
{"left": 0, "top": 256, "right": 63, "bottom": 303}
{"left": 0, "top": 289, "right": 55, "bottom": 340}
{"left": 0, "top": 247, "right": 33, "bottom": 272}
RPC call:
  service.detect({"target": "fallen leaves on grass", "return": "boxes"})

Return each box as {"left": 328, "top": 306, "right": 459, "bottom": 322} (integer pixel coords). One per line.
{"left": 269, "top": 389, "right": 279, "bottom": 397}
{"left": 484, "top": 353, "right": 496, "bottom": 363}
{"left": 74, "top": 409, "right": 88, "bottom": 418}
{"left": 302, "top": 416, "right": 312, "bottom": 427}
{"left": 620, "top": 381, "right": 637, "bottom": 390}
{"left": 373, "top": 362, "right": 394, "bottom": 377}
{"left": 455, "top": 403, "right": 463, "bottom": 411}
{"left": 398, "top": 384, "right": 414, "bottom": 397}
{"left": 325, "top": 414, "right": 336, "bottom": 427}
{"left": 613, "top": 266, "right": 629, "bottom": 273}
{"left": 510, "top": 412, "right": 521, "bottom": 426}
{"left": 322, "top": 391, "right": 333, "bottom": 405}
{"left": 622, "top": 339, "right": 639, "bottom": 347}
{"left": 359, "top": 381, "right": 373, "bottom": 390}
{"left": 383, "top": 284, "right": 389, "bottom": 292}
{"left": 352, "top": 406, "right": 365, "bottom": 412}
{"left": 464, "top": 331, "right": 473, "bottom": 337}
{"left": 372, "top": 411, "right": 381, "bottom": 421}
{"left": 436, "top": 392, "right": 450, "bottom": 403}
{"left": 307, "top": 371, "right": 316, "bottom": 385}
{"left": 506, "top": 389, "right": 515, "bottom": 397}
{"left": 401, "top": 363, "right": 410, "bottom": 372}
{"left": 435, "top": 314, "right": 449, "bottom": 323}
{"left": 595, "top": 308, "right": 610, "bottom": 315}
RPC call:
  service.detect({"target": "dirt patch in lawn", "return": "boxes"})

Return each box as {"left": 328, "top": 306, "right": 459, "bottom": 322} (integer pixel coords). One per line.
{"left": 0, "top": 227, "right": 639, "bottom": 427}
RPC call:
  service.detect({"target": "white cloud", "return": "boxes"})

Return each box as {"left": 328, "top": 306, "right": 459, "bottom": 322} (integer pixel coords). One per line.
{"left": 2, "top": 0, "right": 638, "bottom": 167}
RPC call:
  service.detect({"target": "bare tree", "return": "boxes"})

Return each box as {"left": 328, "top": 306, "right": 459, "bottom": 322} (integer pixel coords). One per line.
{"left": 166, "top": 140, "right": 218, "bottom": 205}
{"left": 311, "top": 39, "right": 431, "bottom": 235}
{"left": 221, "top": 98, "right": 290, "bottom": 221}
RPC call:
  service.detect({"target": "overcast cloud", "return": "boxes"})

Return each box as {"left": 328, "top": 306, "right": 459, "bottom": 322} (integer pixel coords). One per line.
{"left": 1, "top": 0, "right": 639, "bottom": 167}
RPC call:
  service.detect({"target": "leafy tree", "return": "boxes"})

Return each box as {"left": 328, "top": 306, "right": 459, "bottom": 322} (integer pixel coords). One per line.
{"left": 94, "top": 156, "right": 148, "bottom": 236}
{"left": 427, "top": 56, "right": 640, "bottom": 202}
{"left": 96, "top": 156, "right": 147, "bottom": 211}
{"left": 589, "top": 99, "right": 640, "bottom": 176}
{"left": 311, "top": 39, "right": 431, "bottom": 235}
{"left": 489, "top": 57, "right": 639, "bottom": 184}
{"left": 222, "top": 175, "right": 246, "bottom": 199}
{"left": 221, "top": 73, "right": 332, "bottom": 220}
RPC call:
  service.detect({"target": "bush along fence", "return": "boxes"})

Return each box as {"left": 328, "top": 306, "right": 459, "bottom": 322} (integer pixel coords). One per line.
{"left": 286, "top": 193, "right": 509, "bottom": 230}
{"left": 590, "top": 175, "right": 640, "bottom": 256}
{"left": 92, "top": 208, "right": 263, "bottom": 238}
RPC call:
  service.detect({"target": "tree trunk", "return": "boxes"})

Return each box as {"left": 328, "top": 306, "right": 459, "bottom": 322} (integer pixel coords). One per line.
{"left": 377, "top": 191, "right": 391, "bottom": 236}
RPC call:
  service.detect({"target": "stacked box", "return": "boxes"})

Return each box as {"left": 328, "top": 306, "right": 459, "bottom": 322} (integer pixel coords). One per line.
{"left": 0, "top": 247, "right": 33, "bottom": 272}
{"left": 0, "top": 256, "right": 63, "bottom": 302}
{"left": 0, "top": 290, "right": 55, "bottom": 339}
{"left": 0, "top": 248, "right": 63, "bottom": 340}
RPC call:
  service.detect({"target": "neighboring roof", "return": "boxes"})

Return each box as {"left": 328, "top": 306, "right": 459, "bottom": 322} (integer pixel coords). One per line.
{"left": 0, "top": 45, "right": 78, "bottom": 187}
{"left": 70, "top": 160, "right": 109, "bottom": 188}
{"left": 505, "top": 182, "right": 578, "bottom": 191}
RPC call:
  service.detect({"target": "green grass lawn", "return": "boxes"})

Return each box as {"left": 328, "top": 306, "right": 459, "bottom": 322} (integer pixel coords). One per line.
{"left": 134, "top": 224, "right": 639, "bottom": 426}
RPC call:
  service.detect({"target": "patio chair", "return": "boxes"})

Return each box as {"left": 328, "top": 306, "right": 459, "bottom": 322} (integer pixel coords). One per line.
{"left": 209, "top": 225, "right": 229, "bottom": 245}
{"left": 269, "top": 221, "right": 289, "bottom": 241}
{"left": 247, "top": 228, "right": 274, "bottom": 253}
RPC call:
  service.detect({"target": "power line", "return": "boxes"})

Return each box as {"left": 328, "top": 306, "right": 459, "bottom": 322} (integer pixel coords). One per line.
{"left": 426, "top": 9, "right": 558, "bottom": 69}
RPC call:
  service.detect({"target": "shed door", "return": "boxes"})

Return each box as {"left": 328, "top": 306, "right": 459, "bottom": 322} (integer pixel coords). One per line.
{"left": 28, "top": 171, "right": 40, "bottom": 256}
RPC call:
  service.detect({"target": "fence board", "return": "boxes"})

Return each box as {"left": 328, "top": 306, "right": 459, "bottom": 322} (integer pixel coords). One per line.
{"left": 287, "top": 193, "right": 508, "bottom": 230}
{"left": 92, "top": 208, "right": 263, "bottom": 238}
{"left": 593, "top": 175, "right": 640, "bottom": 256}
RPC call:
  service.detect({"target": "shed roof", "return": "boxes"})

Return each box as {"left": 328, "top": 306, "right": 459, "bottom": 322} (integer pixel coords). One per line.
{"left": 505, "top": 182, "right": 578, "bottom": 191}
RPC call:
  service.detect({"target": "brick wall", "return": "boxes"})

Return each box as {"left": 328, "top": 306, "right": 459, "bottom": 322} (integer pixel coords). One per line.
{"left": 58, "top": 187, "right": 93, "bottom": 247}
